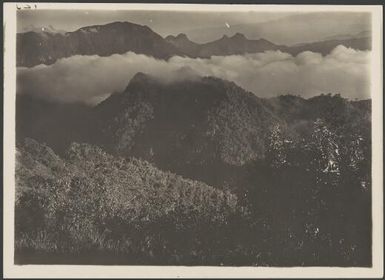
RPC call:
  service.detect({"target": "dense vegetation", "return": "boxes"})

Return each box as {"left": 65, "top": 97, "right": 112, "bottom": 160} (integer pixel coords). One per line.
{"left": 16, "top": 139, "right": 247, "bottom": 265}
{"left": 15, "top": 75, "right": 371, "bottom": 266}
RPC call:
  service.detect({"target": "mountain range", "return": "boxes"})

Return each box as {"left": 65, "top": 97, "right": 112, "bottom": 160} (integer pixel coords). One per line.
{"left": 17, "top": 21, "right": 371, "bottom": 67}
{"left": 165, "top": 32, "right": 283, "bottom": 58}
{"left": 165, "top": 32, "right": 371, "bottom": 57}
{"left": 17, "top": 21, "right": 184, "bottom": 67}
{"left": 17, "top": 73, "right": 371, "bottom": 189}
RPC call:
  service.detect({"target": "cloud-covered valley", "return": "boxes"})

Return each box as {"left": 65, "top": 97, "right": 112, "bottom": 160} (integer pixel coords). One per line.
{"left": 17, "top": 45, "right": 370, "bottom": 105}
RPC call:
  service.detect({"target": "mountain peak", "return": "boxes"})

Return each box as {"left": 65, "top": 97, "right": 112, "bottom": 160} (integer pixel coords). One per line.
{"left": 105, "top": 21, "right": 138, "bottom": 27}
{"left": 176, "top": 33, "right": 189, "bottom": 40}
{"left": 231, "top": 33, "right": 247, "bottom": 40}
{"left": 165, "top": 33, "right": 191, "bottom": 42}
{"left": 165, "top": 35, "right": 176, "bottom": 40}
{"left": 219, "top": 33, "right": 247, "bottom": 41}
{"left": 129, "top": 72, "right": 152, "bottom": 84}
{"left": 77, "top": 21, "right": 149, "bottom": 33}
{"left": 124, "top": 72, "right": 165, "bottom": 92}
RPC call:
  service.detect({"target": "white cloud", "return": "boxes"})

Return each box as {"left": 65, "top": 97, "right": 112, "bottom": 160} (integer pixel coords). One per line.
{"left": 17, "top": 45, "right": 371, "bottom": 105}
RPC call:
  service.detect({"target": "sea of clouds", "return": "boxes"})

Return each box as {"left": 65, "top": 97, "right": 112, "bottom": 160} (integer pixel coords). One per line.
{"left": 17, "top": 45, "right": 370, "bottom": 105}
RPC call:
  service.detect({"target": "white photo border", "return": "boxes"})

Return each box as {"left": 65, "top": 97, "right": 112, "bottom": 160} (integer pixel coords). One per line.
{"left": 3, "top": 3, "right": 383, "bottom": 278}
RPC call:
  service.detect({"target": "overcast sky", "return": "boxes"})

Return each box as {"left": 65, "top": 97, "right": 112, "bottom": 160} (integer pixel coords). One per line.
{"left": 17, "top": 10, "right": 371, "bottom": 45}
{"left": 17, "top": 10, "right": 289, "bottom": 34}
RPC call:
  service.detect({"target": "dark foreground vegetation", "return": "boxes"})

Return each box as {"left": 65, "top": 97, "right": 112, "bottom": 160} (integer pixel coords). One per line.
{"left": 15, "top": 117, "right": 371, "bottom": 266}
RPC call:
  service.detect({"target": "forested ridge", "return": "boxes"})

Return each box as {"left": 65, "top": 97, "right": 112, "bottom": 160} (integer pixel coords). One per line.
{"left": 15, "top": 74, "right": 371, "bottom": 266}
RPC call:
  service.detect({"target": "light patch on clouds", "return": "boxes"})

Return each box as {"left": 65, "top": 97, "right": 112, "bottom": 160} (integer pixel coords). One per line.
{"left": 17, "top": 45, "right": 370, "bottom": 105}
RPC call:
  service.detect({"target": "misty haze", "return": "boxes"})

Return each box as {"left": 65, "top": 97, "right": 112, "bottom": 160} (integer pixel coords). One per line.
{"left": 15, "top": 8, "right": 372, "bottom": 267}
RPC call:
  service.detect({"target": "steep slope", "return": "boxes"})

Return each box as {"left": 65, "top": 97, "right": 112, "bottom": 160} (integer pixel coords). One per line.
{"left": 17, "top": 21, "right": 184, "bottom": 67}
{"left": 165, "top": 33, "right": 201, "bottom": 57}
{"left": 16, "top": 138, "right": 245, "bottom": 264}
{"left": 94, "top": 73, "right": 279, "bottom": 187}
{"left": 16, "top": 138, "right": 239, "bottom": 221}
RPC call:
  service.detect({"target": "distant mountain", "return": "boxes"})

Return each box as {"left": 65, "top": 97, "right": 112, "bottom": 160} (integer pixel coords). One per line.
{"left": 166, "top": 32, "right": 371, "bottom": 58}
{"left": 286, "top": 36, "right": 371, "bottom": 56}
{"left": 17, "top": 21, "right": 372, "bottom": 68}
{"left": 17, "top": 21, "right": 184, "bottom": 67}
{"left": 321, "top": 30, "right": 371, "bottom": 41}
{"left": 165, "top": 32, "right": 282, "bottom": 57}
{"left": 164, "top": 33, "right": 201, "bottom": 57}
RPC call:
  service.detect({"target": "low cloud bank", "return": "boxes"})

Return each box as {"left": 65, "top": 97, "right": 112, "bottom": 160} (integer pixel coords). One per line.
{"left": 17, "top": 45, "right": 370, "bottom": 104}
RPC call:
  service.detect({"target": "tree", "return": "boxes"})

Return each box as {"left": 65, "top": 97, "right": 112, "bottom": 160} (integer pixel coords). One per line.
{"left": 266, "top": 123, "right": 287, "bottom": 169}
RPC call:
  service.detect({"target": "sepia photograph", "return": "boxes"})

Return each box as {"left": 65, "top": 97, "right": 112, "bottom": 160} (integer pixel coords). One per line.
{"left": 3, "top": 3, "right": 383, "bottom": 278}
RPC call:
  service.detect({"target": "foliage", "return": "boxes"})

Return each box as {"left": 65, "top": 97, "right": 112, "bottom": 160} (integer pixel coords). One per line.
{"left": 242, "top": 114, "right": 371, "bottom": 266}
{"left": 15, "top": 86, "right": 372, "bottom": 266}
{"left": 15, "top": 138, "right": 250, "bottom": 264}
